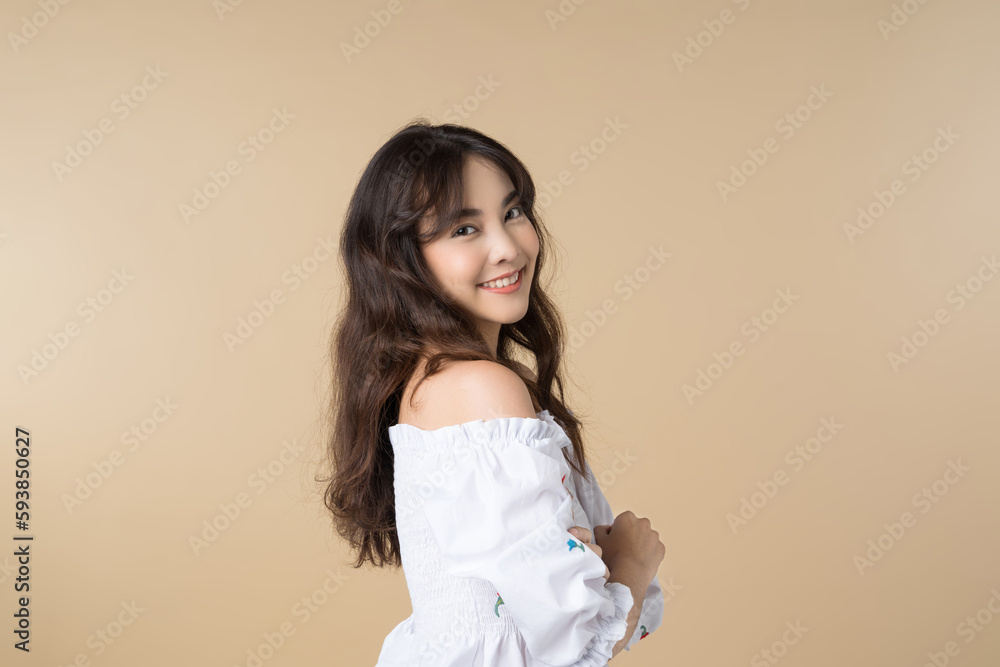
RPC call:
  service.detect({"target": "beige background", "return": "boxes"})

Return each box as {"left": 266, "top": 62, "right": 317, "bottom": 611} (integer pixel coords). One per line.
{"left": 2, "top": 0, "right": 999, "bottom": 665}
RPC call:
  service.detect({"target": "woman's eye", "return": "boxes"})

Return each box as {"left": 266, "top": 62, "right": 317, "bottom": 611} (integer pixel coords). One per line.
{"left": 452, "top": 208, "right": 522, "bottom": 237}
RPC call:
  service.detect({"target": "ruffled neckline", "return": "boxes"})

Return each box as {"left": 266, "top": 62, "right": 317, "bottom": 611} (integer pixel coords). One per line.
{"left": 388, "top": 409, "right": 569, "bottom": 451}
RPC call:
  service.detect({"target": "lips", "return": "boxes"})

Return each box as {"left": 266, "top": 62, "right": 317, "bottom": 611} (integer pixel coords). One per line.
{"left": 478, "top": 266, "right": 524, "bottom": 287}
{"left": 477, "top": 270, "right": 523, "bottom": 292}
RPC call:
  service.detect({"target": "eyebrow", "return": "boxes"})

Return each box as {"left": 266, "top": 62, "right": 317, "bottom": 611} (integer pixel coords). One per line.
{"left": 458, "top": 190, "right": 519, "bottom": 219}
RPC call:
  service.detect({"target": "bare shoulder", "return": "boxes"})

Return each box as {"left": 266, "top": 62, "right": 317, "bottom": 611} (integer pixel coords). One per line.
{"left": 400, "top": 360, "right": 536, "bottom": 430}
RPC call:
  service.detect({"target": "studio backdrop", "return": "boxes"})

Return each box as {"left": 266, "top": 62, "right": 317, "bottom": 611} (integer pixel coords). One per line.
{"left": 2, "top": 1, "right": 999, "bottom": 666}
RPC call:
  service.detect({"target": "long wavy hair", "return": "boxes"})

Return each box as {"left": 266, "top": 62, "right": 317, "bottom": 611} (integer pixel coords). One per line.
{"left": 320, "top": 119, "right": 591, "bottom": 570}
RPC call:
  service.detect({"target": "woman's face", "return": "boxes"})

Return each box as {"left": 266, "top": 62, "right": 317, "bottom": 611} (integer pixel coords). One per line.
{"left": 420, "top": 155, "right": 539, "bottom": 350}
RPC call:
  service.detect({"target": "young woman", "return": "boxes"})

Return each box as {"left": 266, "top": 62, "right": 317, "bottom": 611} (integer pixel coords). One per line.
{"left": 322, "top": 120, "right": 665, "bottom": 666}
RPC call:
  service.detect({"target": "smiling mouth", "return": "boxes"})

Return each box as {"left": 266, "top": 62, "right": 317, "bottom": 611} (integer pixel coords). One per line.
{"left": 477, "top": 268, "right": 522, "bottom": 289}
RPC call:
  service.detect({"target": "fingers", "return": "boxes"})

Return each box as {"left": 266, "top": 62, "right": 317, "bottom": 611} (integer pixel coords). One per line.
{"left": 585, "top": 544, "right": 609, "bottom": 579}
{"left": 581, "top": 541, "right": 609, "bottom": 579}
{"left": 570, "top": 527, "right": 610, "bottom": 578}
{"left": 569, "top": 526, "right": 592, "bottom": 544}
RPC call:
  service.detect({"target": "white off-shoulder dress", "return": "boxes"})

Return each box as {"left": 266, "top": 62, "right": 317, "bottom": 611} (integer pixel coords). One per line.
{"left": 374, "top": 409, "right": 664, "bottom": 666}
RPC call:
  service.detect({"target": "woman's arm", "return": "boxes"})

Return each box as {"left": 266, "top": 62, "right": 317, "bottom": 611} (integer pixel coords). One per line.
{"left": 517, "top": 356, "right": 649, "bottom": 660}
{"left": 410, "top": 362, "right": 635, "bottom": 666}
{"left": 571, "top": 527, "right": 653, "bottom": 660}
{"left": 570, "top": 459, "right": 667, "bottom": 652}
{"left": 513, "top": 356, "right": 662, "bottom": 657}
{"left": 607, "top": 564, "right": 651, "bottom": 659}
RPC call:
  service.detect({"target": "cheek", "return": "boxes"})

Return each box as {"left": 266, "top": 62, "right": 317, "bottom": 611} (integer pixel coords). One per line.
{"left": 429, "top": 251, "right": 480, "bottom": 291}
{"left": 518, "top": 224, "right": 540, "bottom": 259}
{"left": 423, "top": 250, "right": 456, "bottom": 293}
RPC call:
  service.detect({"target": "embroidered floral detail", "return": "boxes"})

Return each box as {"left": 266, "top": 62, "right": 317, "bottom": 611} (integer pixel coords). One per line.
{"left": 494, "top": 592, "right": 505, "bottom": 616}
{"left": 561, "top": 473, "right": 577, "bottom": 522}
{"left": 567, "top": 539, "right": 585, "bottom": 552}
{"left": 640, "top": 625, "right": 649, "bottom": 639}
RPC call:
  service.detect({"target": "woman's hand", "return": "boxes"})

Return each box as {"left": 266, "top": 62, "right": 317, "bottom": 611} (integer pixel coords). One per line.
{"left": 569, "top": 526, "right": 610, "bottom": 579}
{"left": 592, "top": 511, "right": 665, "bottom": 586}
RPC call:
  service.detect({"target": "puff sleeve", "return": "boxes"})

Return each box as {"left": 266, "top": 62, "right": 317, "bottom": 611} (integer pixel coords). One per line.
{"left": 569, "top": 455, "right": 665, "bottom": 651}
{"left": 407, "top": 412, "right": 635, "bottom": 667}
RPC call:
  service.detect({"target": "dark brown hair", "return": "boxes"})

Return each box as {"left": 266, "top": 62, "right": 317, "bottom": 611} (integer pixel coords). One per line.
{"left": 319, "top": 119, "right": 591, "bottom": 570}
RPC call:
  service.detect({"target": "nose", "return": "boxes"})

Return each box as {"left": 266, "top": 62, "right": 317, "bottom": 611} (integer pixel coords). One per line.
{"left": 485, "top": 220, "right": 521, "bottom": 266}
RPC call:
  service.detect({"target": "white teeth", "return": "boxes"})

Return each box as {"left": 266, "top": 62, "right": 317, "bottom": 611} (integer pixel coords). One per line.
{"left": 479, "top": 270, "right": 519, "bottom": 289}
